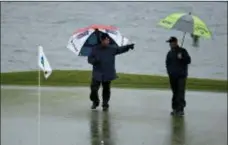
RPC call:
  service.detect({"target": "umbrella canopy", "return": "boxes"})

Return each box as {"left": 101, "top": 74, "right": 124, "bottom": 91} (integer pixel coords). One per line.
{"left": 67, "top": 24, "right": 130, "bottom": 56}
{"left": 158, "top": 12, "right": 212, "bottom": 39}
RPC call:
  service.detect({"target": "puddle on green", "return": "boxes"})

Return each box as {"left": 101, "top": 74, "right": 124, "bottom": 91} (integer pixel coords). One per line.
{"left": 1, "top": 86, "right": 227, "bottom": 145}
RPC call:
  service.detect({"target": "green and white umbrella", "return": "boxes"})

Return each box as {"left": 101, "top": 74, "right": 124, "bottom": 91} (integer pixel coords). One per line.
{"left": 158, "top": 12, "right": 212, "bottom": 46}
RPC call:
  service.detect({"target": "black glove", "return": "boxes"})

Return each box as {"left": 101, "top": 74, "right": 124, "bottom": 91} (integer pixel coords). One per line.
{"left": 128, "top": 43, "right": 135, "bottom": 50}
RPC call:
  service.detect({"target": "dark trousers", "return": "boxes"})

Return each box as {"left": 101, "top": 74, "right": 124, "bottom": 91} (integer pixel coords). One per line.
{"left": 90, "top": 79, "right": 111, "bottom": 105}
{"left": 169, "top": 76, "right": 186, "bottom": 111}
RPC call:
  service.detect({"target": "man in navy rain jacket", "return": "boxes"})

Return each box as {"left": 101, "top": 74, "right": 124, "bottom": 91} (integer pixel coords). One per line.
{"left": 88, "top": 33, "right": 135, "bottom": 111}
{"left": 166, "top": 36, "right": 191, "bottom": 116}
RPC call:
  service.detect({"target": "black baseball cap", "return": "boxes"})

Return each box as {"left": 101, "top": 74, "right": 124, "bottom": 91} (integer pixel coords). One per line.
{"left": 166, "top": 36, "right": 178, "bottom": 43}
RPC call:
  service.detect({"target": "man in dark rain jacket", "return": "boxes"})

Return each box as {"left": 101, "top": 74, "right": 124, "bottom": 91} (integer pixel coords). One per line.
{"left": 88, "top": 33, "right": 135, "bottom": 111}
{"left": 165, "top": 36, "right": 191, "bottom": 116}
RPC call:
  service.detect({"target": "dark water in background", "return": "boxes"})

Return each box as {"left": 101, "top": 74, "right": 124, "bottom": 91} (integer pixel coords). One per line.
{"left": 1, "top": 2, "right": 227, "bottom": 80}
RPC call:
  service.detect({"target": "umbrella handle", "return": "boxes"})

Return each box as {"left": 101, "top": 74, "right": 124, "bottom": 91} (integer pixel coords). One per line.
{"left": 181, "top": 32, "right": 186, "bottom": 47}
{"left": 95, "top": 29, "right": 101, "bottom": 44}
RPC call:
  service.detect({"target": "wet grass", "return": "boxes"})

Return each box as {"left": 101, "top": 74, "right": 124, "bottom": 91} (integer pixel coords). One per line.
{"left": 1, "top": 70, "right": 227, "bottom": 92}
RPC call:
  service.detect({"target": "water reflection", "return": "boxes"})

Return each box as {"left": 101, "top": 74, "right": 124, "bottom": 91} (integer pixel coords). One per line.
{"left": 90, "top": 111, "right": 114, "bottom": 145}
{"left": 170, "top": 117, "right": 186, "bottom": 145}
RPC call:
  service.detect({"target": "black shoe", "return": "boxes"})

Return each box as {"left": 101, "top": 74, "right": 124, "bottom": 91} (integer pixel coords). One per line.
{"left": 91, "top": 102, "right": 99, "bottom": 110}
{"left": 103, "top": 107, "right": 109, "bottom": 111}
{"left": 171, "top": 110, "right": 177, "bottom": 116}
{"left": 176, "top": 110, "right": 184, "bottom": 116}
{"left": 102, "top": 103, "right": 109, "bottom": 111}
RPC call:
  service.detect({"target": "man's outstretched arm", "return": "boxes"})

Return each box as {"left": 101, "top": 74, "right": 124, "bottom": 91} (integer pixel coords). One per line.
{"left": 115, "top": 44, "right": 135, "bottom": 55}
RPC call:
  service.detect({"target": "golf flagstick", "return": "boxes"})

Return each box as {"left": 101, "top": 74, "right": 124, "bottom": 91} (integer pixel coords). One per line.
{"left": 38, "top": 49, "right": 41, "bottom": 145}
{"left": 38, "top": 45, "right": 52, "bottom": 145}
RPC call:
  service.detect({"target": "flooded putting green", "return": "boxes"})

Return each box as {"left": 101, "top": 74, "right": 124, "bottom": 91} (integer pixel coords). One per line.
{"left": 1, "top": 86, "right": 227, "bottom": 145}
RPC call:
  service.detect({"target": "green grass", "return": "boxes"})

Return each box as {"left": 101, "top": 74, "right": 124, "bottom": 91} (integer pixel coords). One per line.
{"left": 1, "top": 70, "right": 227, "bottom": 92}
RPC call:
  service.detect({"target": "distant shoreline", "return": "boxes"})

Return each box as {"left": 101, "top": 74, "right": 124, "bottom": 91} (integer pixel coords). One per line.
{"left": 1, "top": 70, "right": 227, "bottom": 92}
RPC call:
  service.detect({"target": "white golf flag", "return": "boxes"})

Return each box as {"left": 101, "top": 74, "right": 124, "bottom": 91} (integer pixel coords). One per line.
{"left": 38, "top": 46, "right": 52, "bottom": 79}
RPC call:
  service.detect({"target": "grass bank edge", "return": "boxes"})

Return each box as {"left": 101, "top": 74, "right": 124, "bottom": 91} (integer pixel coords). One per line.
{"left": 1, "top": 70, "right": 227, "bottom": 92}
